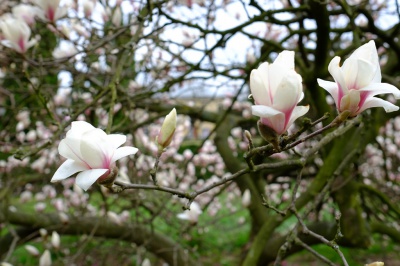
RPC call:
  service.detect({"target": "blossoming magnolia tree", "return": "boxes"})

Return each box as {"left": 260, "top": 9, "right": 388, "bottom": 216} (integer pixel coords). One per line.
{"left": 1, "top": 0, "right": 400, "bottom": 265}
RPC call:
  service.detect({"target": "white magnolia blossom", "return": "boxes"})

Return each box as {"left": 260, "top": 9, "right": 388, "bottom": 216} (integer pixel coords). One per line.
{"left": 51, "top": 121, "right": 138, "bottom": 191}
{"left": 0, "top": 15, "right": 36, "bottom": 53}
{"left": 34, "top": 0, "right": 67, "bottom": 22}
{"left": 12, "top": 4, "right": 41, "bottom": 25}
{"left": 318, "top": 40, "right": 400, "bottom": 117}
{"left": 250, "top": 51, "right": 309, "bottom": 135}
{"left": 177, "top": 201, "right": 202, "bottom": 224}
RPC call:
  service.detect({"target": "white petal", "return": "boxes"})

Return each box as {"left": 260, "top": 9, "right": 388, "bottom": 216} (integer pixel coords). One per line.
{"left": 359, "top": 83, "right": 400, "bottom": 98}
{"left": 177, "top": 213, "right": 189, "bottom": 220}
{"left": 67, "top": 121, "right": 95, "bottom": 138}
{"left": 272, "top": 72, "right": 302, "bottom": 112}
{"left": 267, "top": 62, "right": 291, "bottom": 97}
{"left": 348, "top": 58, "right": 376, "bottom": 89}
{"left": 189, "top": 202, "right": 202, "bottom": 214}
{"left": 75, "top": 169, "right": 108, "bottom": 191}
{"left": 328, "top": 56, "right": 348, "bottom": 95}
{"left": 317, "top": 78, "right": 339, "bottom": 106}
{"left": 274, "top": 50, "right": 295, "bottom": 69}
{"left": 58, "top": 138, "right": 84, "bottom": 163}
{"left": 358, "top": 97, "right": 399, "bottom": 114}
{"left": 80, "top": 128, "right": 112, "bottom": 169}
{"left": 286, "top": 105, "right": 310, "bottom": 131}
{"left": 107, "top": 134, "right": 127, "bottom": 149}
{"left": 252, "top": 105, "right": 282, "bottom": 118}
{"left": 51, "top": 159, "right": 88, "bottom": 182}
{"left": 250, "top": 66, "right": 270, "bottom": 106}
{"left": 111, "top": 146, "right": 138, "bottom": 164}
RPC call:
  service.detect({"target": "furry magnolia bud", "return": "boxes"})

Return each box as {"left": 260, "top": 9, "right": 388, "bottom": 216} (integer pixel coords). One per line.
{"left": 257, "top": 120, "right": 280, "bottom": 150}
{"left": 156, "top": 108, "right": 177, "bottom": 152}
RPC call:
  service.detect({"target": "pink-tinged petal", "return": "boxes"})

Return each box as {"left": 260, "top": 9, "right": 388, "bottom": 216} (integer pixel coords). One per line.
{"left": 51, "top": 159, "right": 88, "bottom": 182}
{"left": 358, "top": 83, "right": 400, "bottom": 98}
{"left": 328, "top": 56, "right": 348, "bottom": 95}
{"left": 317, "top": 79, "right": 339, "bottom": 106}
{"left": 272, "top": 73, "right": 302, "bottom": 112}
{"left": 262, "top": 115, "right": 286, "bottom": 135}
{"left": 111, "top": 146, "right": 138, "bottom": 164}
{"left": 252, "top": 105, "right": 285, "bottom": 134}
{"left": 339, "top": 90, "right": 360, "bottom": 115}
{"left": 286, "top": 105, "right": 310, "bottom": 131}
{"left": 80, "top": 128, "right": 112, "bottom": 169}
{"left": 107, "top": 134, "right": 127, "bottom": 149}
{"left": 75, "top": 169, "right": 108, "bottom": 191}
{"left": 251, "top": 105, "right": 282, "bottom": 118}
{"left": 358, "top": 97, "right": 399, "bottom": 114}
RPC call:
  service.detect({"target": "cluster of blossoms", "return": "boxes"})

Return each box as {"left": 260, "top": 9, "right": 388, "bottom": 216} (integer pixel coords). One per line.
{"left": 250, "top": 40, "right": 400, "bottom": 139}
{"left": 47, "top": 40, "right": 400, "bottom": 204}
{"left": 0, "top": 0, "right": 128, "bottom": 58}
{"left": 0, "top": 0, "right": 67, "bottom": 53}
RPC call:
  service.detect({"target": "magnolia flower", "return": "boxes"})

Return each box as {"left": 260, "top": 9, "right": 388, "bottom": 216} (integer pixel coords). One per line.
{"left": 317, "top": 40, "right": 400, "bottom": 117}
{"left": 12, "top": 4, "right": 41, "bottom": 25}
{"left": 250, "top": 51, "right": 309, "bottom": 135}
{"left": 177, "top": 202, "right": 202, "bottom": 224}
{"left": 51, "top": 121, "right": 138, "bottom": 190}
{"left": 34, "top": 0, "right": 67, "bottom": 22}
{"left": 156, "top": 108, "right": 177, "bottom": 152}
{"left": 0, "top": 15, "right": 36, "bottom": 53}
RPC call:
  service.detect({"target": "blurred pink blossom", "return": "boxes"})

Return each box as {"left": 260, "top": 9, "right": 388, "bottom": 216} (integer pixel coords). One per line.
{"left": 0, "top": 15, "right": 36, "bottom": 53}
{"left": 34, "top": 0, "right": 67, "bottom": 22}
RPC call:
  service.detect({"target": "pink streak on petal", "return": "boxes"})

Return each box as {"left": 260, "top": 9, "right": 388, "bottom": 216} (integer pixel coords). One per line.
{"left": 18, "top": 36, "right": 25, "bottom": 53}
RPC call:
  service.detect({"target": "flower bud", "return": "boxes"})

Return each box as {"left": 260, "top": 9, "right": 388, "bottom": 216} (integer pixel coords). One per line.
{"left": 257, "top": 121, "right": 279, "bottom": 150}
{"left": 25, "top": 245, "right": 40, "bottom": 256}
{"left": 241, "top": 189, "right": 251, "bottom": 208}
{"left": 365, "top": 263, "right": 384, "bottom": 266}
{"left": 156, "top": 108, "right": 177, "bottom": 152}
{"left": 51, "top": 231, "right": 60, "bottom": 249}
{"left": 39, "top": 250, "right": 51, "bottom": 266}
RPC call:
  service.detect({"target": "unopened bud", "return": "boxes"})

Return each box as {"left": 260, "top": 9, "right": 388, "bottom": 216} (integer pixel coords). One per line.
{"left": 51, "top": 231, "right": 60, "bottom": 249}
{"left": 39, "top": 250, "right": 51, "bottom": 266}
{"left": 25, "top": 245, "right": 40, "bottom": 256}
{"left": 156, "top": 108, "right": 177, "bottom": 152}
{"left": 97, "top": 165, "right": 119, "bottom": 188}
{"left": 257, "top": 121, "right": 280, "bottom": 150}
{"left": 365, "top": 262, "right": 384, "bottom": 266}
{"left": 241, "top": 189, "right": 251, "bottom": 208}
